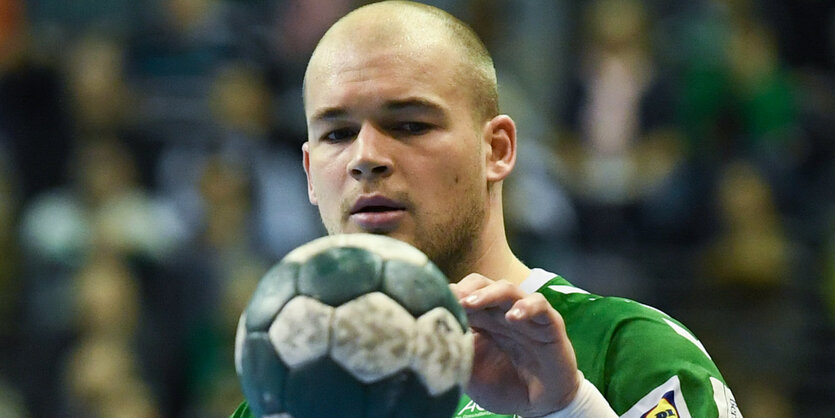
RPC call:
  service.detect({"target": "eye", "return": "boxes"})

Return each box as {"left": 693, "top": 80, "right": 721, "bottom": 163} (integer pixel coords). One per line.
{"left": 322, "top": 127, "right": 358, "bottom": 143}
{"left": 392, "top": 122, "right": 432, "bottom": 135}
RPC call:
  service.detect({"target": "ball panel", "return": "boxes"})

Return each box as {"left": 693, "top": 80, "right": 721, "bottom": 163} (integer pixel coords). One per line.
{"left": 382, "top": 259, "right": 466, "bottom": 331}
{"left": 283, "top": 233, "right": 428, "bottom": 266}
{"left": 239, "top": 332, "right": 290, "bottom": 417}
{"left": 270, "top": 296, "right": 333, "bottom": 368}
{"left": 284, "top": 357, "right": 365, "bottom": 418}
{"left": 298, "top": 246, "right": 382, "bottom": 306}
{"left": 331, "top": 292, "right": 415, "bottom": 383}
{"left": 245, "top": 262, "right": 298, "bottom": 332}
{"left": 458, "top": 330, "right": 475, "bottom": 386}
{"left": 411, "top": 307, "right": 472, "bottom": 396}
{"left": 424, "top": 261, "right": 469, "bottom": 331}
{"left": 393, "top": 372, "right": 463, "bottom": 418}
{"left": 363, "top": 370, "right": 411, "bottom": 417}
{"left": 336, "top": 233, "right": 428, "bottom": 266}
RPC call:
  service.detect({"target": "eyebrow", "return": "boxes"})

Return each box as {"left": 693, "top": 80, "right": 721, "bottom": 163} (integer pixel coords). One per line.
{"left": 310, "top": 97, "right": 447, "bottom": 123}
{"left": 384, "top": 98, "right": 445, "bottom": 117}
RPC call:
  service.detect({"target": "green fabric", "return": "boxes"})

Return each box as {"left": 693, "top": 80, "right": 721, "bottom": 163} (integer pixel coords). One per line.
{"left": 230, "top": 401, "right": 249, "bottom": 418}
{"left": 232, "top": 274, "right": 731, "bottom": 417}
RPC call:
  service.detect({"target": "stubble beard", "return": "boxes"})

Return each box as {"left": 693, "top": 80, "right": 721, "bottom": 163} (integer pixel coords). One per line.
{"left": 415, "top": 197, "right": 485, "bottom": 283}
{"left": 320, "top": 191, "right": 486, "bottom": 283}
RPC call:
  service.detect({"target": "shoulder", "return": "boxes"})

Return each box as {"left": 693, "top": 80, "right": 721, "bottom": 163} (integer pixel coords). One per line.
{"left": 528, "top": 272, "right": 740, "bottom": 417}
{"left": 529, "top": 270, "right": 675, "bottom": 329}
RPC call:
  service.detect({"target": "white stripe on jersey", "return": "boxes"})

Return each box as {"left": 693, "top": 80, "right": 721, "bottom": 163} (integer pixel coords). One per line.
{"left": 663, "top": 318, "right": 712, "bottom": 360}
{"left": 548, "top": 285, "right": 591, "bottom": 295}
{"left": 711, "top": 377, "right": 743, "bottom": 418}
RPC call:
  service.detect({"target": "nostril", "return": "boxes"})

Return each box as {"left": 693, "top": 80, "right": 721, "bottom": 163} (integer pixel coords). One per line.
{"left": 349, "top": 162, "right": 391, "bottom": 179}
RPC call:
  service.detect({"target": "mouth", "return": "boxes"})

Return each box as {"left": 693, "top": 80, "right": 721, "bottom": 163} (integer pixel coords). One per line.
{"left": 349, "top": 195, "right": 407, "bottom": 232}
{"left": 350, "top": 195, "right": 407, "bottom": 215}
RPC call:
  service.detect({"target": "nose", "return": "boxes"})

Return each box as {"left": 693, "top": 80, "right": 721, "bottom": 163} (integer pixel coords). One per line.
{"left": 347, "top": 123, "right": 393, "bottom": 181}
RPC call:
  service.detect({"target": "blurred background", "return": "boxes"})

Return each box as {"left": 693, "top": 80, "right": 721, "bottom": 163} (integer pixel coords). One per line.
{"left": 0, "top": 0, "right": 832, "bottom": 416}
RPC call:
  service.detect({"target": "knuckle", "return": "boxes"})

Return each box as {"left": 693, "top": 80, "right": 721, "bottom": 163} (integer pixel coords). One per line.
{"left": 496, "top": 280, "right": 514, "bottom": 292}
{"left": 460, "top": 273, "right": 491, "bottom": 286}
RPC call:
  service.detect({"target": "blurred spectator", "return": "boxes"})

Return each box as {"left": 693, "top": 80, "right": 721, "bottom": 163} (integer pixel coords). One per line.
{"left": 695, "top": 160, "right": 803, "bottom": 418}
{"left": 61, "top": 254, "right": 161, "bottom": 418}
{"left": 0, "top": 146, "right": 24, "bottom": 407}
{"left": 702, "top": 161, "right": 790, "bottom": 287}
{"left": 19, "top": 137, "right": 184, "bottom": 268}
{"left": 555, "top": 0, "right": 687, "bottom": 246}
{"left": 677, "top": 0, "right": 802, "bottom": 169}
{"left": 210, "top": 62, "right": 323, "bottom": 257}
{"left": 160, "top": 154, "right": 266, "bottom": 417}
{"left": 0, "top": 377, "right": 28, "bottom": 418}
{"left": 0, "top": 149, "right": 21, "bottom": 341}
{"left": 64, "top": 34, "right": 135, "bottom": 137}
{"left": 0, "top": 0, "right": 73, "bottom": 202}
{"left": 154, "top": 61, "right": 322, "bottom": 260}
{"left": 546, "top": 0, "right": 693, "bottom": 304}
{"left": 62, "top": 31, "right": 168, "bottom": 188}
{"left": 126, "top": 0, "right": 236, "bottom": 147}
{"left": 64, "top": 337, "right": 159, "bottom": 418}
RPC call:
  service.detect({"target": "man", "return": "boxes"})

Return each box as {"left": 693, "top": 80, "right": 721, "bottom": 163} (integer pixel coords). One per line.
{"left": 234, "top": 1, "right": 741, "bottom": 417}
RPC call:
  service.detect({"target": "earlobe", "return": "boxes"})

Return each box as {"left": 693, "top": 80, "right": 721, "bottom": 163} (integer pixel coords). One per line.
{"left": 302, "top": 142, "right": 318, "bottom": 205}
{"left": 484, "top": 115, "right": 517, "bottom": 182}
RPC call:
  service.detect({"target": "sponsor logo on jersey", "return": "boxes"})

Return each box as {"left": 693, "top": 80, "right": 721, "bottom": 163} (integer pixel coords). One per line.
{"left": 456, "top": 399, "right": 516, "bottom": 417}
{"left": 640, "top": 390, "right": 679, "bottom": 418}
{"left": 457, "top": 400, "right": 487, "bottom": 416}
{"left": 621, "top": 376, "right": 692, "bottom": 418}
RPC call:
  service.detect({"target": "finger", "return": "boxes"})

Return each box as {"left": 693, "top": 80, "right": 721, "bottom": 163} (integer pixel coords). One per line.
{"left": 459, "top": 279, "right": 526, "bottom": 312}
{"left": 450, "top": 273, "right": 494, "bottom": 300}
{"left": 467, "top": 308, "right": 518, "bottom": 339}
{"left": 505, "top": 294, "right": 566, "bottom": 343}
{"left": 506, "top": 293, "right": 555, "bottom": 325}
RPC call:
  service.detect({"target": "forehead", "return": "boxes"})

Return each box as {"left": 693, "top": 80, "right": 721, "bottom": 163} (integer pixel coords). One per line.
{"left": 304, "top": 27, "right": 465, "bottom": 116}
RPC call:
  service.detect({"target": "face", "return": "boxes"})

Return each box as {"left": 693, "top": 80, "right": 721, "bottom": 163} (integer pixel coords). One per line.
{"left": 303, "top": 36, "right": 489, "bottom": 275}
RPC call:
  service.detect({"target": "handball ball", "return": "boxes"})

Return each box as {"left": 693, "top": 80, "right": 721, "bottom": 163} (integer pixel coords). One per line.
{"left": 235, "top": 233, "right": 473, "bottom": 418}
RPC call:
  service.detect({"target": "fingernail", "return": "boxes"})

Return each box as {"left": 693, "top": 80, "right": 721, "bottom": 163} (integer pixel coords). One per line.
{"left": 463, "top": 295, "right": 479, "bottom": 305}
{"left": 508, "top": 308, "right": 523, "bottom": 319}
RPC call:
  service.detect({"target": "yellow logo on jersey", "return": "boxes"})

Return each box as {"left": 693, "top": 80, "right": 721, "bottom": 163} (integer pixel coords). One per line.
{"left": 641, "top": 391, "right": 679, "bottom": 418}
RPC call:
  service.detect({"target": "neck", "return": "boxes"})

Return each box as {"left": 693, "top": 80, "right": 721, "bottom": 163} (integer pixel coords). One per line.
{"left": 451, "top": 195, "right": 530, "bottom": 285}
{"left": 466, "top": 237, "right": 530, "bottom": 286}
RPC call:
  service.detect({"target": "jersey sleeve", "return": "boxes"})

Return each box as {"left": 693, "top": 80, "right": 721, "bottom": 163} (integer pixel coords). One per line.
{"left": 602, "top": 305, "right": 742, "bottom": 418}
{"left": 230, "top": 401, "right": 252, "bottom": 418}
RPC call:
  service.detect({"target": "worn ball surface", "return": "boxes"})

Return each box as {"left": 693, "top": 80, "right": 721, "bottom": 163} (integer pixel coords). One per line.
{"left": 235, "top": 234, "right": 473, "bottom": 418}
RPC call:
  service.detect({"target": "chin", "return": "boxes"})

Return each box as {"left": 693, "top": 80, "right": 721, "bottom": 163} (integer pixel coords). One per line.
{"left": 370, "top": 230, "right": 414, "bottom": 246}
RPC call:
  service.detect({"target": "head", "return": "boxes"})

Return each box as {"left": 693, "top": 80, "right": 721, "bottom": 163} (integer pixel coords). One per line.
{"left": 301, "top": 1, "right": 517, "bottom": 280}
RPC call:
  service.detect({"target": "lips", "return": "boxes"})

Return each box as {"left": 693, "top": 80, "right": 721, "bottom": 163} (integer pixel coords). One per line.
{"left": 350, "top": 195, "right": 406, "bottom": 214}
{"left": 349, "top": 195, "right": 407, "bottom": 232}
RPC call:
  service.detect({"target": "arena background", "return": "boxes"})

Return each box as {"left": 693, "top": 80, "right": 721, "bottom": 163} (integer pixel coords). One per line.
{"left": 0, "top": 0, "right": 833, "bottom": 416}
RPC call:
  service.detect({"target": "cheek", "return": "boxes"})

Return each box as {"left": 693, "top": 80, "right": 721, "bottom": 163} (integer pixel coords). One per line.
{"left": 309, "top": 154, "right": 345, "bottom": 200}
{"left": 417, "top": 151, "right": 483, "bottom": 203}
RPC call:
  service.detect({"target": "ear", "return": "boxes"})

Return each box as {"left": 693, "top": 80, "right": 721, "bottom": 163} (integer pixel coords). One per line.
{"left": 302, "top": 142, "right": 318, "bottom": 205}
{"left": 483, "top": 114, "right": 517, "bottom": 182}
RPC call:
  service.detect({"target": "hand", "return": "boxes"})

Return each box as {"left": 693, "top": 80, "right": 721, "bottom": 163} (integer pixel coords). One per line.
{"left": 450, "top": 273, "right": 581, "bottom": 417}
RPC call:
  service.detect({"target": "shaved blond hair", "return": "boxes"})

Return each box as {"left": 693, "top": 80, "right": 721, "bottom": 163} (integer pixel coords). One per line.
{"left": 304, "top": 0, "right": 499, "bottom": 123}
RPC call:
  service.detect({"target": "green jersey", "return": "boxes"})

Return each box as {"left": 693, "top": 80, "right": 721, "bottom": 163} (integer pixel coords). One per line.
{"left": 232, "top": 269, "right": 741, "bottom": 418}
